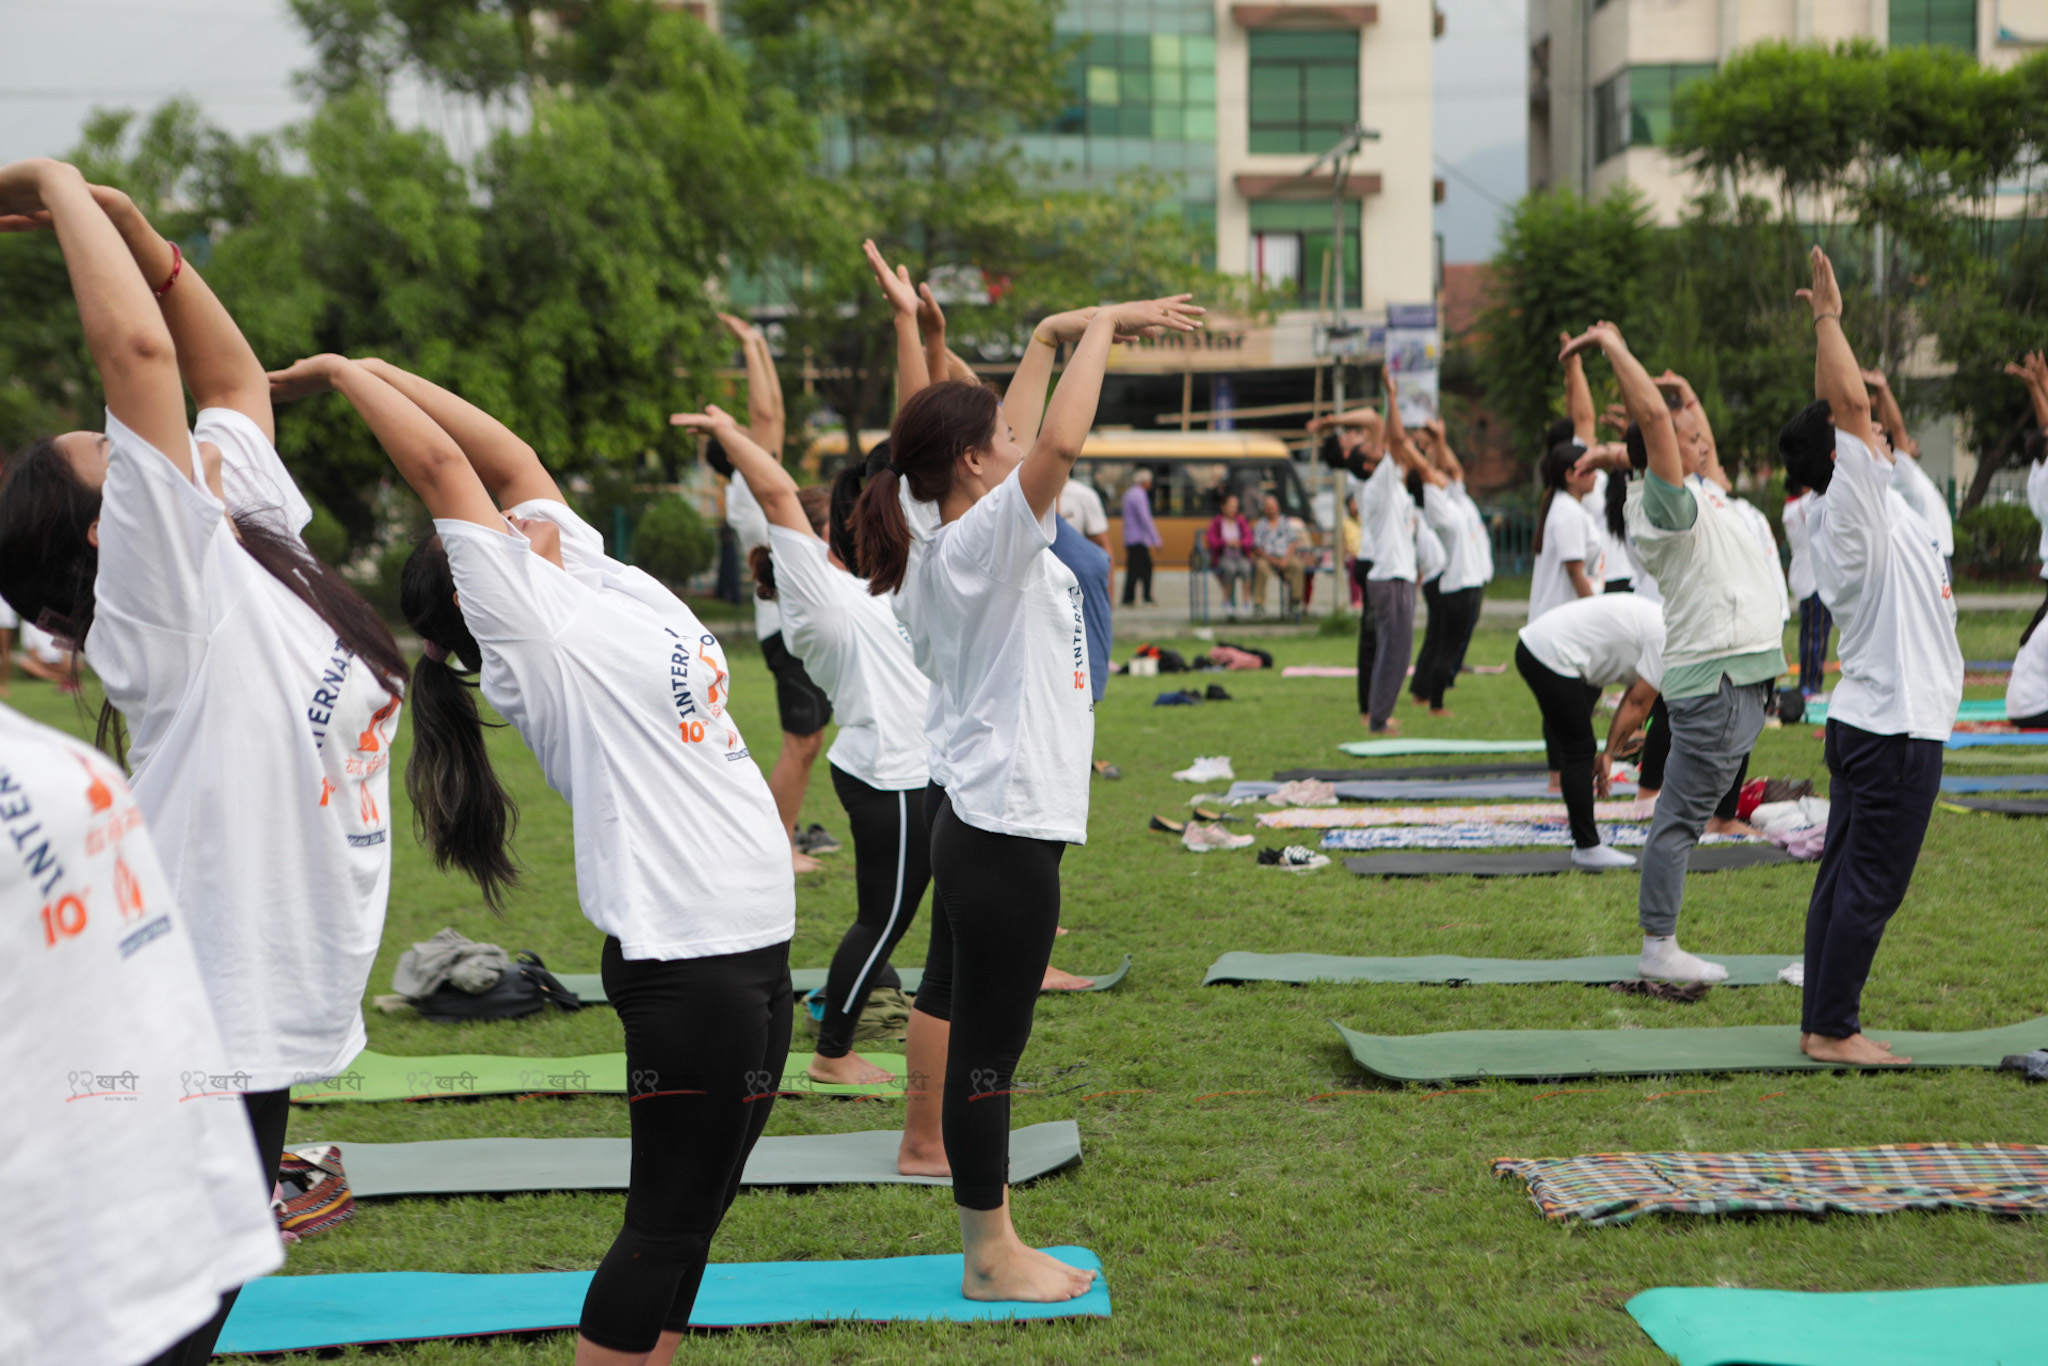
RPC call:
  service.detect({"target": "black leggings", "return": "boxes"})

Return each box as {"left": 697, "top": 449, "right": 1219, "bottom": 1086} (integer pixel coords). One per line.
{"left": 913, "top": 783, "right": 1065, "bottom": 1212}
{"left": 816, "top": 764, "right": 931, "bottom": 1058}
{"left": 1515, "top": 641, "right": 1603, "bottom": 848}
{"left": 579, "top": 936, "right": 792, "bottom": 1353}
{"left": 153, "top": 1087, "right": 293, "bottom": 1365}
{"left": 1412, "top": 584, "right": 1483, "bottom": 709}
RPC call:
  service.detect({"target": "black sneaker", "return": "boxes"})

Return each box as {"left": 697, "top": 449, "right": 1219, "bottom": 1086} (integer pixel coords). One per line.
{"left": 795, "top": 824, "right": 842, "bottom": 855}
{"left": 1205, "top": 684, "right": 1233, "bottom": 701}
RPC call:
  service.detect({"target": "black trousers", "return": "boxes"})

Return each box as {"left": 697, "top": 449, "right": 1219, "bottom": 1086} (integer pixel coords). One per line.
{"left": 579, "top": 937, "right": 792, "bottom": 1352}
{"left": 913, "top": 783, "right": 1065, "bottom": 1212}
{"left": 1638, "top": 695, "right": 1749, "bottom": 816}
{"left": 1801, "top": 721, "right": 1943, "bottom": 1039}
{"left": 816, "top": 765, "right": 930, "bottom": 1058}
{"left": 1413, "top": 583, "right": 1483, "bottom": 709}
{"left": 1121, "top": 543, "right": 1154, "bottom": 605}
{"left": 1515, "top": 641, "right": 1604, "bottom": 848}
{"left": 152, "top": 1087, "right": 293, "bottom": 1365}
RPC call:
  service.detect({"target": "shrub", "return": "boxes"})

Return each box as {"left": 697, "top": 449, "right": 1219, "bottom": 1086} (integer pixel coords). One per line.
{"left": 1954, "top": 502, "right": 2043, "bottom": 582}
{"left": 303, "top": 502, "right": 351, "bottom": 569}
{"left": 633, "top": 496, "right": 717, "bottom": 588}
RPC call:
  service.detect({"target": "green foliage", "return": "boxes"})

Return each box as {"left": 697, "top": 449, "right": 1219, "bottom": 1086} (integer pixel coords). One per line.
{"left": 304, "top": 502, "right": 353, "bottom": 568}
{"left": 1954, "top": 501, "right": 2044, "bottom": 580}
{"left": 630, "top": 494, "right": 718, "bottom": 588}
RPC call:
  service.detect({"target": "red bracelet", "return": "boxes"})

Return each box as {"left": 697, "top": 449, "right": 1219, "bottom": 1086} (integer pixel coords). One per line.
{"left": 153, "top": 241, "right": 182, "bottom": 300}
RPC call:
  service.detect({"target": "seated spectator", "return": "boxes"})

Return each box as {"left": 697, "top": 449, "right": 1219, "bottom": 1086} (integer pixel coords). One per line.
{"left": 1205, "top": 493, "right": 1254, "bottom": 618}
{"left": 1250, "top": 492, "right": 1309, "bottom": 617}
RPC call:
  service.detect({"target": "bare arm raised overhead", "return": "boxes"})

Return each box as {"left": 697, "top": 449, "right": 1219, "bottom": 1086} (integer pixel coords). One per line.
{"left": 1799, "top": 247, "right": 1879, "bottom": 457}
{"left": 1562, "top": 330, "right": 1596, "bottom": 446}
{"left": 865, "top": 240, "right": 931, "bottom": 412}
{"left": 347, "top": 359, "right": 564, "bottom": 509}
{"left": 718, "top": 312, "right": 786, "bottom": 456}
{"left": 1559, "top": 322, "right": 1680, "bottom": 486}
{"left": 671, "top": 405, "right": 805, "bottom": 537}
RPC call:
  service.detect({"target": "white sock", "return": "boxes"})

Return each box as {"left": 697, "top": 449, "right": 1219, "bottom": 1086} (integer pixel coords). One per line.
{"left": 1640, "top": 935, "right": 1730, "bottom": 983}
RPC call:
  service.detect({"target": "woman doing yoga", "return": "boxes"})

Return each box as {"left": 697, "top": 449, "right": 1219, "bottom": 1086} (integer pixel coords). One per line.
{"left": 0, "top": 161, "right": 406, "bottom": 1363}
{"left": 272, "top": 354, "right": 793, "bottom": 1365}
{"left": 848, "top": 273, "right": 1200, "bottom": 1300}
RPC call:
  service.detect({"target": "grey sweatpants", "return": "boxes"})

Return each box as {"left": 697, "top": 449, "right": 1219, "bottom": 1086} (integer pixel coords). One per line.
{"left": 1362, "top": 578, "right": 1417, "bottom": 728}
{"left": 1637, "top": 675, "right": 1769, "bottom": 936}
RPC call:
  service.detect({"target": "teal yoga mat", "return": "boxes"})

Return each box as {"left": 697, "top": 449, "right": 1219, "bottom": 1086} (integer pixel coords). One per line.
{"left": 1627, "top": 1283, "right": 2048, "bottom": 1366}
{"left": 1808, "top": 698, "right": 2008, "bottom": 723}
{"left": 1333, "top": 1016, "right": 2048, "bottom": 1083}
{"left": 1338, "top": 738, "right": 1557, "bottom": 757}
{"left": 217, "top": 1248, "right": 1111, "bottom": 1352}
{"left": 335, "top": 1122, "right": 1084, "bottom": 1197}
{"left": 1948, "top": 731, "right": 2048, "bottom": 748}
{"left": 557, "top": 956, "right": 1132, "bottom": 1006}
{"left": 1203, "top": 952, "right": 1797, "bottom": 987}
{"left": 290, "top": 1049, "right": 906, "bottom": 1103}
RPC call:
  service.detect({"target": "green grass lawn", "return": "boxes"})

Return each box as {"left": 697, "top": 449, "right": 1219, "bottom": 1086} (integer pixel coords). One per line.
{"left": 17, "top": 609, "right": 2046, "bottom": 1364}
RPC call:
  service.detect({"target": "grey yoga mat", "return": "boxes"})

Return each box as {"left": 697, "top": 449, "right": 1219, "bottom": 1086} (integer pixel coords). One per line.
{"left": 558, "top": 956, "right": 1132, "bottom": 1006}
{"left": 1343, "top": 845, "right": 1796, "bottom": 878}
{"left": 334, "top": 1121, "right": 1085, "bottom": 1197}
{"left": 1273, "top": 764, "right": 1550, "bottom": 782}
{"left": 1202, "top": 952, "right": 1798, "bottom": 987}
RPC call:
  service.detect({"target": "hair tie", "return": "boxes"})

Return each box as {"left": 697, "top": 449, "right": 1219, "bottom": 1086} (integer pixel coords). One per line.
{"left": 423, "top": 640, "right": 448, "bottom": 664}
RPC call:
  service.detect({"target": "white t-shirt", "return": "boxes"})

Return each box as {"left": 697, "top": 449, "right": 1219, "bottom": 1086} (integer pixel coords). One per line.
{"left": 0, "top": 703, "right": 282, "bottom": 1366}
{"left": 1783, "top": 491, "right": 1816, "bottom": 602}
{"left": 1808, "top": 431, "right": 1963, "bottom": 741}
{"left": 1436, "top": 480, "right": 1494, "bottom": 592}
{"left": 2009, "top": 621, "right": 2048, "bottom": 721}
{"left": 440, "top": 499, "right": 794, "bottom": 958}
{"left": 766, "top": 526, "right": 931, "bottom": 791}
{"left": 1360, "top": 456, "right": 1417, "bottom": 582}
{"left": 2029, "top": 457, "right": 2048, "bottom": 580}
{"left": 727, "top": 474, "right": 780, "bottom": 639}
{"left": 1584, "top": 472, "right": 1632, "bottom": 587}
{"left": 1415, "top": 511, "right": 1446, "bottom": 583}
{"left": 1529, "top": 493, "right": 1603, "bottom": 620}
{"left": 910, "top": 467, "right": 1093, "bottom": 842}
{"left": 1519, "top": 592, "right": 1668, "bottom": 691}
{"left": 86, "top": 409, "right": 400, "bottom": 1092}
{"left": 1057, "top": 479, "right": 1109, "bottom": 539}
{"left": 1890, "top": 454, "right": 1954, "bottom": 557}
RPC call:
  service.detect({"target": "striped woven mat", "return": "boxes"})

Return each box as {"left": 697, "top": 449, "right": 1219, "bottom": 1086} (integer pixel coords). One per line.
{"left": 1494, "top": 1143, "right": 2048, "bottom": 1226}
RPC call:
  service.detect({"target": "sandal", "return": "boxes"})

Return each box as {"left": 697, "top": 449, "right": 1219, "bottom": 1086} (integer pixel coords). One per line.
{"left": 1149, "top": 815, "right": 1186, "bottom": 834}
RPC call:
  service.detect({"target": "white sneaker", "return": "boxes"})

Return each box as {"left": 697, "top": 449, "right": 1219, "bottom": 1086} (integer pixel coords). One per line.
{"left": 1183, "top": 822, "right": 1254, "bottom": 853}
{"left": 1259, "top": 844, "right": 1330, "bottom": 871}
{"left": 1172, "top": 755, "right": 1236, "bottom": 783}
{"left": 1639, "top": 936, "right": 1731, "bottom": 983}
{"left": 1571, "top": 843, "right": 1638, "bottom": 871}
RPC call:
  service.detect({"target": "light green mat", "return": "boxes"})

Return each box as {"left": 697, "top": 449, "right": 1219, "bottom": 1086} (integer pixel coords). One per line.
{"left": 1205, "top": 952, "right": 1797, "bottom": 987}
{"left": 291, "top": 1050, "right": 905, "bottom": 1103}
{"left": 333, "top": 1121, "right": 1083, "bottom": 1196}
{"left": 1333, "top": 1016, "right": 2048, "bottom": 1083}
{"left": 1808, "top": 697, "right": 2008, "bottom": 723}
{"left": 1628, "top": 1283, "right": 2048, "bottom": 1366}
{"left": 1338, "top": 738, "right": 1580, "bottom": 757}
{"left": 557, "top": 955, "right": 1131, "bottom": 1005}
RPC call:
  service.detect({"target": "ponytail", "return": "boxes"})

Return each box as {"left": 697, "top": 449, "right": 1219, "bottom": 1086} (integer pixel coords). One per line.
{"left": 1607, "top": 420, "right": 1650, "bottom": 541}
{"left": 400, "top": 536, "right": 521, "bottom": 912}
{"left": 1533, "top": 441, "right": 1583, "bottom": 555}
{"left": 748, "top": 543, "right": 778, "bottom": 600}
{"left": 850, "top": 469, "right": 912, "bottom": 595}
{"left": 850, "top": 381, "right": 999, "bottom": 596}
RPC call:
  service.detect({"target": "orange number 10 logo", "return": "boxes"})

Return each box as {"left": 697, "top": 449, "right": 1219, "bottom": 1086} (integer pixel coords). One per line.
{"left": 40, "top": 893, "right": 87, "bottom": 946}
{"left": 680, "top": 720, "right": 706, "bottom": 743}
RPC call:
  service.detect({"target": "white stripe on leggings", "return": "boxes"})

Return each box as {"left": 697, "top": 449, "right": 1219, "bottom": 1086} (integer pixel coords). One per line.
{"left": 840, "top": 789, "right": 910, "bottom": 1015}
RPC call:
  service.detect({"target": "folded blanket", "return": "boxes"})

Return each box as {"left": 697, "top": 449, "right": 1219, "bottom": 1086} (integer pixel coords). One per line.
{"left": 1495, "top": 1143, "right": 2048, "bottom": 1226}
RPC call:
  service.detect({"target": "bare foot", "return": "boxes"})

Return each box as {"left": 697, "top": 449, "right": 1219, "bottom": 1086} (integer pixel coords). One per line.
{"left": 808, "top": 1051, "right": 898, "bottom": 1086}
{"left": 963, "top": 1236, "right": 1097, "bottom": 1303}
{"left": 1429, "top": 706, "right": 1454, "bottom": 718}
{"left": 1802, "top": 1032, "right": 1910, "bottom": 1065}
{"left": 1055, "top": 926, "right": 1069, "bottom": 937}
{"left": 897, "top": 1136, "right": 951, "bottom": 1177}
{"left": 1704, "top": 817, "right": 1761, "bottom": 837}
{"left": 1041, "top": 966, "right": 1096, "bottom": 991}
{"left": 1371, "top": 718, "right": 1401, "bottom": 735}
{"left": 1546, "top": 771, "right": 1562, "bottom": 793}
{"left": 792, "top": 849, "right": 824, "bottom": 874}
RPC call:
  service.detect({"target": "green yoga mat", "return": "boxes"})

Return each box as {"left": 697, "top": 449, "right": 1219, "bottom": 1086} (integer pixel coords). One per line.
{"left": 1338, "top": 738, "right": 1557, "bottom": 757}
{"left": 1333, "top": 1016, "right": 2048, "bottom": 1083}
{"left": 1204, "top": 952, "right": 1797, "bottom": 987}
{"left": 290, "top": 1050, "right": 906, "bottom": 1103}
{"left": 334, "top": 1121, "right": 1083, "bottom": 1196}
{"left": 557, "top": 956, "right": 1132, "bottom": 1006}
{"left": 1628, "top": 1283, "right": 2048, "bottom": 1366}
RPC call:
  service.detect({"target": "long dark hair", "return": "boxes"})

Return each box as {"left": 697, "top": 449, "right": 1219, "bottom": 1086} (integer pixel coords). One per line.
{"left": 0, "top": 436, "right": 407, "bottom": 760}
{"left": 1605, "top": 422, "right": 1651, "bottom": 541}
{"left": 830, "top": 440, "right": 891, "bottom": 574}
{"left": 1532, "top": 441, "right": 1583, "bottom": 555}
{"left": 849, "top": 381, "right": 1001, "bottom": 595}
{"left": 401, "top": 535, "right": 521, "bottom": 912}
{"left": 746, "top": 486, "right": 831, "bottom": 600}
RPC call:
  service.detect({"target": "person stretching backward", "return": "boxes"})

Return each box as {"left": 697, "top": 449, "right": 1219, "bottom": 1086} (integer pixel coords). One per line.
{"left": 848, "top": 287, "right": 1201, "bottom": 1300}
{"left": 1514, "top": 593, "right": 1667, "bottom": 872}
{"left": 673, "top": 410, "right": 932, "bottom": 1091}
{"left": 0, "top": 161, "right": 407, "bottom": 1363}
{"left": 1561, "top": 321, "right": 1786, "bottom": 984}
{"left": 1779, "top": 246, "right": 1963, "bottom": 1066}
{"left": 271, "top": 354, "right": 793, "bottom": 1365}
{"left": 1410, "top": 418, "right": 1493, "bottom": 715}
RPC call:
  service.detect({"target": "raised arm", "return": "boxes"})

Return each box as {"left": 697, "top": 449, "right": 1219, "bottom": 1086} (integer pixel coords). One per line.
{"left": 864, "top": 240, "right": 929, "bottom": 412}
{"left": 1560, "top": 323, "right": 1678, "bottom": 485}
{"left": 918, "top": 283, "right": 951, "bottom": 400}
{"left": 1004, "top": 308, "right": 1096, "bottom": 449}
{"left": 1862, "top": 368, "right": 1917, "bottom": 456}
{"left": 2003, "top": 351, "right": 2048, "bottom": 428}
{"left": 1019, "top": 297, "right": 1202, "bottom": 516}
{"left": 352, "top": 359, "right": 564, "bottom": 507}
{"left": 1379, "top": 367, "right": 1428, "bottom": 478}
{"left": 1562, "top": 330, "right": 1596, "bottom": 445}
{"left": 1423, "top": 417, "right": 1465, "bottom": 484}
{"left": 1798, "top": 246, "right": 1878, "bottom": 456}
{"left": 1654, "top": 369, "right": 1728, "bottom": 491}
{"left": 718, "top": 312, "right": 785, "bottom": 454}
{"left": 0, "top": 160, "right": 188, "bottom": 469}
{"left": 669, "top": 405, "right": 806, "bottom": 536}
{"left": 269, "top": 355, "right": 496, "bottom": 527}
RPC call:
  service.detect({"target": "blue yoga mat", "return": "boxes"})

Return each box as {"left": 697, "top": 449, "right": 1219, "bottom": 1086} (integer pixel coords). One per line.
{"left": 1947, "top": 732, "right": 2048, "bottom": 749}
{"left": 218, "top": 1249, "right": 1111, "bottom": 1352}
{"left": 1941, "top": 773, "right": 2048, "bottom": 793}
{"left": 1628, "top": 1282, "right": 2048, "bottom": 1366}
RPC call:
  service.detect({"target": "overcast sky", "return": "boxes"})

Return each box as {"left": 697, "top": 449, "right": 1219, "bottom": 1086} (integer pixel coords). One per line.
{"left": 0, "top": 0, "right": 1527, "bottom": 262}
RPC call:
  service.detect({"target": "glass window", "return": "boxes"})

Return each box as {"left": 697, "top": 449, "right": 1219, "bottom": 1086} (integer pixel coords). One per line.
{"left": 1594, "top": 63, "right": 1715, "bottom": 162}
{"left": 1247, "top": 30, "right": 1359, "bottom": 155}
{"left": 1248, "top": 200, "right": 1361, "bottom": 307}
{"left": 1890, "top": 0, "right": 1976, "bottom": 49}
